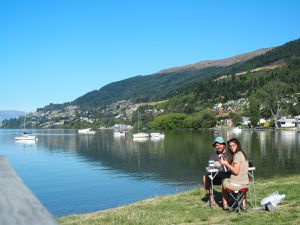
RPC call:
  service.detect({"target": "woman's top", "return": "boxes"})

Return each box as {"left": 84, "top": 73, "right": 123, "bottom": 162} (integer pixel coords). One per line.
{"left": 229, "top": 151, "right": 249, "bottom": 186}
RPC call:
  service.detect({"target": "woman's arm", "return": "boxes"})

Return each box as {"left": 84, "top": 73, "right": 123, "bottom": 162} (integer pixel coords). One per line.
{"left": 220, "top": 160, "right": 240, "bottom": 175}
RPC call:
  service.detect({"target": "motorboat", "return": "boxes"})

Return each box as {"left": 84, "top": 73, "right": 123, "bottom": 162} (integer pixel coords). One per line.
{"left": 133, "top": 136, "right": 149, "bottom": 142}
{"left": 113, "top": 131, "right": 126, "bottom": 137}
{"left": 150, "top": 132, "right": 165, "bottom": 138}
{"left": 232, "top": 126, "right": 242, "bottom": 133}
{"left": 78, "top": 128, "right": 96, "bottom": 134}
{"left": 133, "top": 133, "right": 149, "bottom": 138}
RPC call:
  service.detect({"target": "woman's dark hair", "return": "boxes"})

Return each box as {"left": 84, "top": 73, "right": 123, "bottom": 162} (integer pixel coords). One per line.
{"left": 227, "top": 138, "right": 248, "bottom": 161}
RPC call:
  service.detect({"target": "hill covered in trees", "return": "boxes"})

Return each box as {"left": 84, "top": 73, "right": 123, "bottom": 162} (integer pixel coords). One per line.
{"left": 40, "top": 48, "right": 272, "bottom": 111}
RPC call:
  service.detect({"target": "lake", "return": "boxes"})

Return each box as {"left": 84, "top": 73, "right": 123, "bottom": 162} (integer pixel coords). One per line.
{"left": 0, "top": 129, "right": 299, "bottom": 216}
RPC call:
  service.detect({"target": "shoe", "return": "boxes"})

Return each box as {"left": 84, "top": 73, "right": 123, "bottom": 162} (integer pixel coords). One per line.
{"left": 241, "top": 206, "right": 247, "bottom": 211}
{"left": 204, "top": 199, "right": 216, "bottom": 207}
{"left": 223, "top": 204, "right": 229, "bottom": 211}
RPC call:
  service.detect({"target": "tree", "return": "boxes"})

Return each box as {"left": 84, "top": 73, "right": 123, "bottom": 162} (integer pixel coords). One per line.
{"left": 149, "top": 113, "right": 187, "bottom": 130}
{"left": 229, "top": 112, "right": 242, "bottom": 126}
{"left": 198, "top": 109, "right": 217, "bottom": 128}
{"left": 257, "top": 81, "right": 294, "bottom": 128}
{"left": 248, "top": 96, "right": 260, "bottom": 127}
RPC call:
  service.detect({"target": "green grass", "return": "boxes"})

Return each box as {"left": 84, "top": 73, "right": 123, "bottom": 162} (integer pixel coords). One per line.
{"left": 59, "top": 175, "right": 300, "bottom": 225}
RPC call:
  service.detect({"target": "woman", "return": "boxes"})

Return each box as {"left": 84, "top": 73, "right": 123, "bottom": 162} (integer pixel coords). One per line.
{"left": 219, "top": 138, "right": 249, "bottom": 210}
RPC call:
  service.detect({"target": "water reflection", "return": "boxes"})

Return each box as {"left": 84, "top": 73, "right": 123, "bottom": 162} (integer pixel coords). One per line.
{"left": 33, "top": 129, "right": 300, "bottom": 179}
{"left": 0, "top": 129, "right": 300, "bottom": 216}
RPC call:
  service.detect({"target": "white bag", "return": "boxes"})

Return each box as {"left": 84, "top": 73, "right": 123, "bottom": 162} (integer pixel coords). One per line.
{"left": 260, "top": 191, "right": 285, "bottom": 211}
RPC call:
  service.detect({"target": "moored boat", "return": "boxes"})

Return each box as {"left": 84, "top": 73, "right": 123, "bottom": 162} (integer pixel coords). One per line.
{"left": 15, "top": 134, "right": 38, "bottom": 141}
{"left": 133, "top": 133, "right": 149, "bottom": 138}
{"left": 150, "top": 132, "right": 165, "bottom": 138}
{"left": 78, "top": 128, "right": 96, "bottom": 134}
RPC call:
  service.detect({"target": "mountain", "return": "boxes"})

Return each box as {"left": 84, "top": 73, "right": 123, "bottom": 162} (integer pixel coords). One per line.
{"left": 0, "top": 110, "right": 26, "bottom": 121}
{"left": 72, "top": 48, "right": 272, "bottom": 108}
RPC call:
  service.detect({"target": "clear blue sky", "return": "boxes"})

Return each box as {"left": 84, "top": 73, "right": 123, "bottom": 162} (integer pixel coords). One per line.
{"left": 1, "top": 0, "right": 300, "bottom": 112}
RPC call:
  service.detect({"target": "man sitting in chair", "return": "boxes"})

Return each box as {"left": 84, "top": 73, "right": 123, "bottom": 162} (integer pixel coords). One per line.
{"left": 203, "top": 136, "right": 232, "bottom": 205}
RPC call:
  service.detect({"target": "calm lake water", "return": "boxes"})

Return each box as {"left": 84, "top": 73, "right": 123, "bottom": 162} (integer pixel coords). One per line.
{"left": 0, "top": 129, "right": 299, "bottom": 216}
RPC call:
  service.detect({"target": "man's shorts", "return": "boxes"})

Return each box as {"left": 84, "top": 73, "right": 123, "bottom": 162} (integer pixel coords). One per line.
{"left": 206, "top": 172, "right": 231, "bottom": 186}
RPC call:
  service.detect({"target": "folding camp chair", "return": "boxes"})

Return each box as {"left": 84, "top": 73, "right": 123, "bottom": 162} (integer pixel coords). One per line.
{"left": 226, "top": 188, "right": 248, "bottom": 213}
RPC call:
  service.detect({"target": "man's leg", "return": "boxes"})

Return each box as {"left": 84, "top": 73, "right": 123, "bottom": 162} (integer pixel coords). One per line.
{"left": 203, "top": 174, "right": 215, "bottom": 204}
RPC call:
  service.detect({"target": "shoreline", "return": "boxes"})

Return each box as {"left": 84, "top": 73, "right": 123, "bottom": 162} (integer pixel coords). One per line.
{"left": 58, "top": 174, "right": 300, "bottom": 225}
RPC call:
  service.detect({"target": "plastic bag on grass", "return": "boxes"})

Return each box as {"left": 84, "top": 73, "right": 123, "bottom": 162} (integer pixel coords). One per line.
{"left": 260, "top": 191, "right": 285, "bottom": 211}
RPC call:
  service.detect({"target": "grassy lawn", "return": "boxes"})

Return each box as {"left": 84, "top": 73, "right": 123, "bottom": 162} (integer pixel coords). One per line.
{"left": 59, "top": 175, "right": 300, "bottom": 225}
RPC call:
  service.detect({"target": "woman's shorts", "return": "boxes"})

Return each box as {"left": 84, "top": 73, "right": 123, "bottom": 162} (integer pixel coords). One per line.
{"left": 222, "top": 178, "right": 248, "bottom": 191}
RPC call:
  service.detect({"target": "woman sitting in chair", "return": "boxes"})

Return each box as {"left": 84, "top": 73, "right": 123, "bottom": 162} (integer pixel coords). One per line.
{"left": 219, "top": 138, "right": 249, "bottom": 210}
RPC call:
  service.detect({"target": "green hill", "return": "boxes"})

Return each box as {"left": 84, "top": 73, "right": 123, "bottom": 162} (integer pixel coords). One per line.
{"left": 58, "top": 38, "right": 300, "bottom": 110}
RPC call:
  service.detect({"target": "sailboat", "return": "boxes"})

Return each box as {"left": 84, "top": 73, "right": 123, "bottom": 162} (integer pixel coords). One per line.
{"left": 15, "top": 116, "right": 38, "bottom": 141}
{"left": 133, "top": 109, "right": 149, "bottom": 139}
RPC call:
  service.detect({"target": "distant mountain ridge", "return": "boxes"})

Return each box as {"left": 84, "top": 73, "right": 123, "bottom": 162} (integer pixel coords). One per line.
{"left": 72, "top": 47, "right": 274, "bottom": 108}
{"left": 159, "top": 48, "right": 273, "bottom": 73}
{"left": 0, "top": 110, "right": 26, "bottom": 121}
{"left": 40, "top": 38, "right": 300, "bottom": 111}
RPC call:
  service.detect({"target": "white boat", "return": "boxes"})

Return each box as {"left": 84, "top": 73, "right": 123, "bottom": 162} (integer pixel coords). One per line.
{"left": 232, "top": 126, "right": 242, "bottom": 133}
{"left": 133, "top": 132, "right": 149, "bottom": 138}
{"left": 113, "top": 131, "right": 126, "bottom": 137}
{"left": 78, "top": 128, "right": 96, "bottom": 134}
{"left": 133, "top": 137, "right": 149, "bottom": 142}
{"left": 15, "top": 139, "right": 37, "bottom": 144}
{"left": 150, "top": 132, "right": 165, "bottom": 138}
{"left": 133, "top": 109, "right": 149, "bottom": 139}
{"left": 15, "top": 116, "right": 38, "bottom": 141}
{"left": 15, "top": 134, "right": 38, "bottom": 141}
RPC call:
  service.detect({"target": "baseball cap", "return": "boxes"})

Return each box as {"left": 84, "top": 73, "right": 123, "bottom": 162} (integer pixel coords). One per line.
{"left": 212, "top": 136, "right": 225, "bottom": 146}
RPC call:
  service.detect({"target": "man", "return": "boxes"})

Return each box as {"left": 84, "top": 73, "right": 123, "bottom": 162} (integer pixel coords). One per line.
{"left": 203, "top": 136, "right": 232, "bottom": 205}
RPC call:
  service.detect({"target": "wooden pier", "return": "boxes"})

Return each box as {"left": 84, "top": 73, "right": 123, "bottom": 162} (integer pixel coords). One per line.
{"left": 0, "top": 156, "right": 58, "bottom": 225}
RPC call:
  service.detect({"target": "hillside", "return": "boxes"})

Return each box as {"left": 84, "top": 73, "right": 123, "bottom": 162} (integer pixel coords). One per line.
{"left": 70, "top": 38, "right": 300, "bottom": 109}
{"left": 73, "top": 49, "right": 272, "bottom": 108}
{"left": 162, "top": 38, "right": 300, "bottom": 113}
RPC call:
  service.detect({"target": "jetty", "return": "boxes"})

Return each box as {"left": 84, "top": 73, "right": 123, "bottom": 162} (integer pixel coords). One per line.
{"left": 0, "top": 156, "right": 58, "bottom": 225}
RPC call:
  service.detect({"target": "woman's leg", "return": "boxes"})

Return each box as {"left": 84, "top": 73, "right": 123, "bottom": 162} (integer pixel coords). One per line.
{"left": 222, "top": 179, "right": 229, "bottom": 209}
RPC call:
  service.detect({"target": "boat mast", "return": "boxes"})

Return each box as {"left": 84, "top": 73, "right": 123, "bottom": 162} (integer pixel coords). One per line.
{"left": 137, "top": 108, "right": 140, "bottom": 133}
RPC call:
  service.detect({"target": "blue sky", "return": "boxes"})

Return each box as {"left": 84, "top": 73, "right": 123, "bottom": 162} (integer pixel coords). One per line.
{"left": 1, "top": 0, "right": 300, "bottom": 112}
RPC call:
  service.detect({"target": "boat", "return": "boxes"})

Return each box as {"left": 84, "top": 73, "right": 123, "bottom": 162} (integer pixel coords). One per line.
{"left": 150, "top": 132, "right": 165, "bottom": 138}
{"left": 133, "top": 132, "right": 149, "bottom": 138}
{"left": 15, "top": 134, "right": 37, "bottom": 141}
{"left": 232, "top": 126, "right": 242, "bottom": 133}
{"left": 15, "top": 139, "right": 37, "bottom": 144}
{"left": 78, "top": 128, "right": 96, "bottom": 134}
{"left": 133, "top": 109, "right": 149, "bottom": 139}
{"left": 132, "top": 137, "right": 149, "bottom": 142}
{"left": 113, "top": 131, "right": 126, "bottom": 137}
{"left": 15, "top": 116, "right": 38, "bottom": 141}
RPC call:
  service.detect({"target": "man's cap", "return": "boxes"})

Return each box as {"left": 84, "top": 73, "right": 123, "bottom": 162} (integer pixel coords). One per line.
{"left": 213, "top": 136, "right": 225, "bottom": 146}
